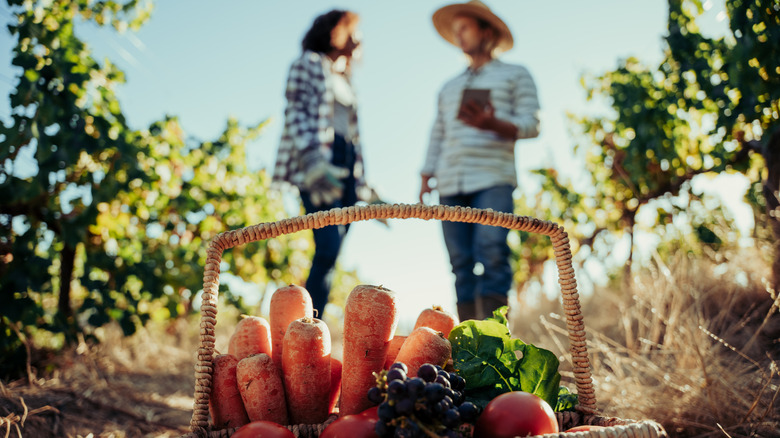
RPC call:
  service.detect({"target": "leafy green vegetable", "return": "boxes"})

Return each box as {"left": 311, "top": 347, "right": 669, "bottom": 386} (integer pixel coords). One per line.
{"left": 555, "top": 386, "right": 579, "bottom": 412}
{"left": 448, "top": 306, "right": 575, "bottom": 411}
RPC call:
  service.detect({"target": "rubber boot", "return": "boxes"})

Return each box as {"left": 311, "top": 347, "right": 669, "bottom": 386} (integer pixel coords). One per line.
{"left": 479, "top": 293, "right": 509, "bottom": 320}
{"left": 456, "top": 300, "right": 478, "bottom": 322}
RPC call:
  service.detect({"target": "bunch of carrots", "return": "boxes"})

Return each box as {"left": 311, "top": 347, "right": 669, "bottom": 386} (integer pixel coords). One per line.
{"left": 208, "top": 284, "right": 458, "bottom": 431}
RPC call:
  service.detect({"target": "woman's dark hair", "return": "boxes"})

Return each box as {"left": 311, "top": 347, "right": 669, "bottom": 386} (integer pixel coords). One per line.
{"left": 302, "top": 9, "right": 348, "bottom": 53}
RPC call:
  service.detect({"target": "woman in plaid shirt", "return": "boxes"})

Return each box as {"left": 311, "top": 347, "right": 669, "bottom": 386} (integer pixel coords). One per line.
{"left": 273, "top": 9, "right": 375, "bottom": 317}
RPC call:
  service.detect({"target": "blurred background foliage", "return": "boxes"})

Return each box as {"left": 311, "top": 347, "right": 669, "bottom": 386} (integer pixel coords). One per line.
{"left": 512, "top": 0, "right": 778, "bottom": 296}
{"left": 0, "top": 0, "right": 316, "bottom": 378}
{"left": 1, "top": 0, "right": 778, "bottom": 381}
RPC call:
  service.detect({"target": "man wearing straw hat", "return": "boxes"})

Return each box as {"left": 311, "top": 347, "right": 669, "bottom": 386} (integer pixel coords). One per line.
{"left": 419, "top": 1, "right": 540, "bottom": 321}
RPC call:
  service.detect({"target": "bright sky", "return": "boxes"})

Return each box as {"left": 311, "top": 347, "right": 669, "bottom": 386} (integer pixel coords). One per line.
{"left": 1, "top": 1, "right": 738, "bottom": 333}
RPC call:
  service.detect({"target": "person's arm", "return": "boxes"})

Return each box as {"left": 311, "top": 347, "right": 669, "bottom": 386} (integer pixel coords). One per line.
{"left": 507, "top": 66, "right": 541, "bottom": 140}
{"left": 420, "top": 90, "right": 446, "bottom": 204}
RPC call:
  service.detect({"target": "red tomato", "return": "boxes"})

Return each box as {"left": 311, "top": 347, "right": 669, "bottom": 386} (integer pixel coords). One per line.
{"left": 360, "top": 406, "right": 379, "bottom": 420}
{"left": 564, "top": 425, "right": 606, "bottom": 433}
{"left": 231, "top": 420, "right": 295, "bottom": 438}
{"left": 473, "top": 392, "right": 559, "bottom": 438}
{"left": 320, "top": 414, "right": 379, "bottom": 438}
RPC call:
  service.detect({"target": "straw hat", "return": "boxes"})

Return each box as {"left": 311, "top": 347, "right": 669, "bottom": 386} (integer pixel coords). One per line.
{"left": 432, "top": 0, "right": 513, "bottom": 53}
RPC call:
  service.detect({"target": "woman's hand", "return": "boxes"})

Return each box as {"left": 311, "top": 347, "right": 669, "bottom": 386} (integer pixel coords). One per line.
{"left": 302, "top": 162, "right": 349, "bottom": 207}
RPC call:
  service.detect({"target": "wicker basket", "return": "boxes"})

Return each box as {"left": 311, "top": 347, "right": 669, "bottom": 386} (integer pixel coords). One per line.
{"left": 182, "top": 203, "right": 668, "bottom": 438}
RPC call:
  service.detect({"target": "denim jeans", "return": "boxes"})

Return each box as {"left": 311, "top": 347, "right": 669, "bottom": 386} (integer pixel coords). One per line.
{"left": 299, "top": 134, "right": 356, "bottom": 317}
{"left": 439, "top": 185, "right": 514, "bottom": 305}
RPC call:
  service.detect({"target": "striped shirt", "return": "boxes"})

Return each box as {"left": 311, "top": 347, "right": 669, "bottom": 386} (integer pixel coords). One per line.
{"left": 421, "top": 59, "right": 540, "bottom": 197}
{"left": 273, "top": 51, "right": 369, "bottom": 199}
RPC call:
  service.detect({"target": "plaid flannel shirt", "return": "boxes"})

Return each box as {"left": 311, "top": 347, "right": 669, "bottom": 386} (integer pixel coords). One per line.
{"left": 273, "top": 50, "right": 369, "bottom": 200}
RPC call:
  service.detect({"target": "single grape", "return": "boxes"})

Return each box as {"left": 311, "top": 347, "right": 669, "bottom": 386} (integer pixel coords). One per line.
{"left": 442, "top": 408, "right": 461, "bottom": 428}
{"left": 386, "top": 367, "right": 407, "bottom": 382}
{"left": 395, "top": 397, "right": 415, "bottom": 416}
{"left": 423, "top": 382, "right": 446, "bottom": 403}
{"left": 390, "top": 362, "right": 409, "bottom": 374}
{"left": 387, "top": 379, "right": 407, "bottom": 396}
{"left": 368, "top": 386, "right": 384, "bottom": 404}
{"left": 378, "top": 401, "right": 396, "bottom": 422}
{"left": 407, "top": 377, "right": 425, "bottom": 398}
{"left": 417, "top": 364, "right": 438, "bottom": 382}
{"left": 457, "top": 401, "right": 479, "bottom": 422}
{"left": 435, "top": 374, "right": 451, "bottom": 388}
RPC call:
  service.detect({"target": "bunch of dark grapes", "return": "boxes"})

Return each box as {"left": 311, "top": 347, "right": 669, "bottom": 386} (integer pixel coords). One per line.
{"left": 368, "top": 362, "right": 481, "bottom": 438}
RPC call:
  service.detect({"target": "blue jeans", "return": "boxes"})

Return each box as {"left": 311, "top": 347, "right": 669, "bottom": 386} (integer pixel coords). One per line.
{"left": 439, "top": 185, "right": 514, "bottom": 305}
{"left": 299, "top": 134, "right": 356, "bottom": 317}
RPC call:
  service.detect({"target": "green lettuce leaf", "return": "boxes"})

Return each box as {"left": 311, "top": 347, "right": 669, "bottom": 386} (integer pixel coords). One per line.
{"left": 448, "top": 306, "right": 570, "bottom": 410}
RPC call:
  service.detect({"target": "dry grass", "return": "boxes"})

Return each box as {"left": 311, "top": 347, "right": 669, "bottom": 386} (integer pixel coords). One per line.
{"left": 510, "top": 249, "right": 780, "bottom": 437}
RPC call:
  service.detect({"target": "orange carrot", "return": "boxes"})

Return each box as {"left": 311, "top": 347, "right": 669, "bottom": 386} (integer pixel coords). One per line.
{"left": 269, "top": 284, "right": 314, "bottom": 370}
{"left": 341, "top": 284, "right": 399, "bottom": 416}
{"left": 236, "top": 353, "right": 288, "bottom": 425}
{"left": 209, "top": 354, "right": 250, "bottom": 429}
{"left": 394, "top": 327, "right": 452, "bottom": 377}
{"left": 383, "top": 336, "right": 408, "bottom": 369}
{"left": 228, "top": 315, "right": 273, "bottom": 361}
{"left": 413, "top": 305, "right": 459, "bottom": 338}
{"left": 328, "top": 357, "right": 342, "bottom": 415}
{"left": 282, "top": 316, "right": 332, "bottom": 424}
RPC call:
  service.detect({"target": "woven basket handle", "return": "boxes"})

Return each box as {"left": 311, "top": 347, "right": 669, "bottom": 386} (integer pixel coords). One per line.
{"left": 189, "top": 203, "right": 596, "bottom": 433}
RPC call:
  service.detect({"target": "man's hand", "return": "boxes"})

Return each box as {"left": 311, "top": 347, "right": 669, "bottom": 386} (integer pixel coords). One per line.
{"left": 419, "top": 175, "right": 434, "bottom": 204}
{"left": 458, "top": 101, "right": 519, "bottom": 140}
{"left": 458, "top": 100, "right": 495, "bottom": 130}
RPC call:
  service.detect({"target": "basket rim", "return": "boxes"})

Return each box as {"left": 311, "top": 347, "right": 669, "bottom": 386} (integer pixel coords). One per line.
{"left": 180, "top": 412, "right": 668, "bottom": 438}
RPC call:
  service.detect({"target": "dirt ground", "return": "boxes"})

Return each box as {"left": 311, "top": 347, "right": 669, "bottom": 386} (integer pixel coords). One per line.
{"left": 1, "top": 320, "right": 204, "bottom": 438}
{"left": 1, "top": 373, "right": 191, "bottom": 437}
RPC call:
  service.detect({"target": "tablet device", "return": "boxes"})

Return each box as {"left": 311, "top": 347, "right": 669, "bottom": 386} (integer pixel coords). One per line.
{"left": 458, "top": 88, "right": 491, "bottom": 119}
